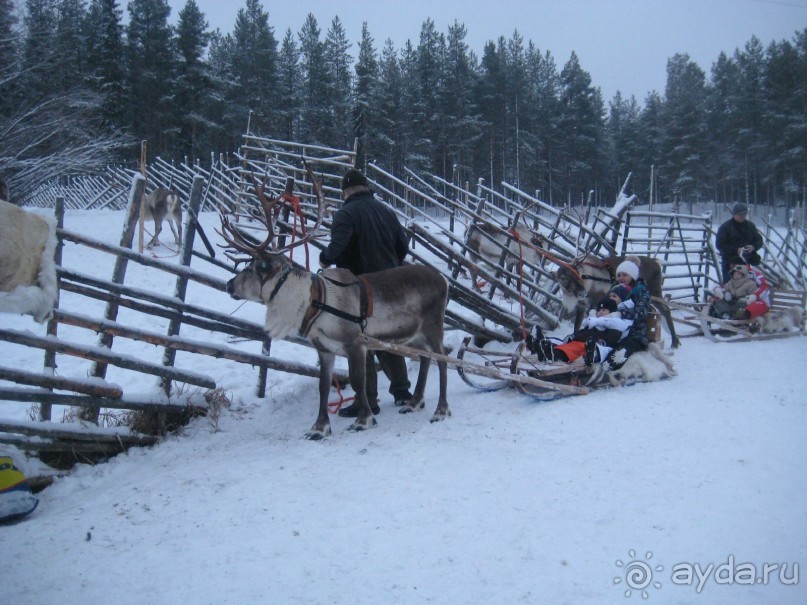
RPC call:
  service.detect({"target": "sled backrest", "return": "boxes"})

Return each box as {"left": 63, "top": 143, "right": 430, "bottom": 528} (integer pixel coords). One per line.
{"left": 646, "top": 312, "right": 663, "bottom": 343}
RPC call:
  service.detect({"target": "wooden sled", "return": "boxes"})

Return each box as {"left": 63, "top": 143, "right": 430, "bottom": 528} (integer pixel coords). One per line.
{"left": 665, "top": 290, "right": 805, "bottom": 343}
{"left": 361, "top": 334, "right": 590, "bottom": 399}
{"left": 455, "top": 336, "right": 595, "bottom": 400}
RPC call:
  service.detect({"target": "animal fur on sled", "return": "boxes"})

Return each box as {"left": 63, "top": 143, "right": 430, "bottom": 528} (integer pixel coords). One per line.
{"left": 605, "top": 342, "right": 677, "bottom": 387}
{"left": 755, "top": 307, "right": 804, "bottom": 334}
{"left": 0, "top": 201, "right": 58, "bottom": 322}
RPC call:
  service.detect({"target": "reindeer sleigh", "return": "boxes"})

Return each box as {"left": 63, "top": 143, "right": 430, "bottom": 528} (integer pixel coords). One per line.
{"left": 663, "top": 292, "right": 806, "bottom": 343}
{"left": 453, "top": 246, "right": 679, "bottom": 398}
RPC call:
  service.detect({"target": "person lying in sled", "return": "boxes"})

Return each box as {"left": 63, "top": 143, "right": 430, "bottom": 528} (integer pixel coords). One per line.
{"left": 707, "top": 263, "right": 770, "bottom": 320}
{"left": 527, "top": 295, "right": 632, "bottom": 365}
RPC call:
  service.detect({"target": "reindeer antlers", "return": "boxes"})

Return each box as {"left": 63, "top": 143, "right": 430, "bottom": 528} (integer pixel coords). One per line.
{"left": 217, "top": 160, "right": 329, "bottom": 263}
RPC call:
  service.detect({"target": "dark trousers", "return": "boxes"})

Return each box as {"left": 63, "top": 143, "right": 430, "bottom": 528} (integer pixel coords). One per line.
{"left": 365, "top": 351, "right": 411, "bottom": 402}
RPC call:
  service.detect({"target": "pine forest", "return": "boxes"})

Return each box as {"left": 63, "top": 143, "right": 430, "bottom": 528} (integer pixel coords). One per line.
{"left": 1, "top": 0, "right": 806, "bottom": 209}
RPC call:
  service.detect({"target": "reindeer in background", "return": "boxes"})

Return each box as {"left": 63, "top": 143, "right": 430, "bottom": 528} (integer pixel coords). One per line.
{"left": 464, "top": 218, "right": 547, "bottom": 291}
{"left": 220, "top": 164, "right": 450, "bottom": 439}
{"left": 143, "top": 188, "right": 182, "bottom": 248}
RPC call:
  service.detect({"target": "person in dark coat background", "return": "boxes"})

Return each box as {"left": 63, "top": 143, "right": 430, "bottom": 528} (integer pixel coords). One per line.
{"left": 319, "top": 168, "right": 414, "bottom": 417}
{"left": 715, "top": 202, "right": 763, "bottom": 283}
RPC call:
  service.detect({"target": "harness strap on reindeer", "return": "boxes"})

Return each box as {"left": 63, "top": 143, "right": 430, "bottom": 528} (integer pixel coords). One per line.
{"left": 301, "top": 273, "right": 374, "bottom": 337}
{"left": 577, "top": 258, "right": 617, "bottom": 286}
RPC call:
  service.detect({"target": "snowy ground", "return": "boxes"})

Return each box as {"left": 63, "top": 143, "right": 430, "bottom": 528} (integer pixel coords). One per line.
{"left": 1, "top": 209, "right": 806, "bottom": 605}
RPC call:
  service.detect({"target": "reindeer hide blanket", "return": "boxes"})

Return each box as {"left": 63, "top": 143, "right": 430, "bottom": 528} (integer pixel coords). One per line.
{"left": 0, "top": 201, "right": 58, "bottom": 323}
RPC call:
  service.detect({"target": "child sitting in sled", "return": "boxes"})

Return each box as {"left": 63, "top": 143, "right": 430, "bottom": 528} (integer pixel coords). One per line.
{"left": 708, "top": 263, "right": 770, "bottom": 320}
{"left": 527, "top": 294, "right": 633, "bottom": 365}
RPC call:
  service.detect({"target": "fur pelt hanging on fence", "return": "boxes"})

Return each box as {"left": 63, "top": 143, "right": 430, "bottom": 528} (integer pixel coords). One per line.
{"left": 0, "top": 201, "right": 58, "bottom": 323}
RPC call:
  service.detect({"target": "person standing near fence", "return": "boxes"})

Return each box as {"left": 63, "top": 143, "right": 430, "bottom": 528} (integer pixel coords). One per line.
{"left": 318, "top": 168, "right": 414, "bottom": 417}
{"left": 715, "top": 202, "right": 763, "bottom": 283}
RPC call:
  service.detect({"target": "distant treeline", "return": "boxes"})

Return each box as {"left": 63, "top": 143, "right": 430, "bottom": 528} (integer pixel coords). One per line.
{"left": 0, "top": 0, "right": 805, "bottom": 207}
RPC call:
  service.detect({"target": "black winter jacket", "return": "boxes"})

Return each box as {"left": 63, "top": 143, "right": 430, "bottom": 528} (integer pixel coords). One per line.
{"left": 319, "top": 190, "right": 410, "bottom": 275}
{"left": 715, "top": 218, "right": 763, "bottom": 266}
{"left": 618, "top": 279, "right": 651, "bottom": 348}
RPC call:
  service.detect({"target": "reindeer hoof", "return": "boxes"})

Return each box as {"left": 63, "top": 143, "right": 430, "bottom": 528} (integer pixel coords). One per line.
{"left": 347, "top": 417, "right": 378, "bottom": 432}
{"left": 398, "top": 400, "right": 425, "bottom": 414}
{"left": 430, "top": 407, "right": 451, "bottom": 423}
{"left": 305, "top": 425, "right": 331, "bottom": 440}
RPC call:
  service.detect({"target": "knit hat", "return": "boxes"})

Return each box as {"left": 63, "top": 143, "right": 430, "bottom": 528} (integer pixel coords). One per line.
{"left": 615, "top": 260, "right": 639, "bottom": 281}
{"left": 731, "top": 202, "right": 748, "bottom": 215}
{"left": 596, "top": 297, "right": 618, "bottom": 314}
{"left": 609, "top": 284, "right": 630, "bottom": 302}
{"left": 729, "top": 264, "right": 748, "bottom": 278}
{"left": 341, "top": 169, "right": 369, "bottom": 191}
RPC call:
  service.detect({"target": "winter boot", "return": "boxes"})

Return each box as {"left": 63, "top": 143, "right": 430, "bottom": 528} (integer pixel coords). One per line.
{"left": 533, "top": 324, "right": 545, "bottom": 342}
{"left": 734, "top": 308, "right": 751, "bottom": 320}
{"left": 584, "top": 339, "right": 598, "bottom": 366}
{"left": 534, "top": 339, "right": 556, "bottom": 362}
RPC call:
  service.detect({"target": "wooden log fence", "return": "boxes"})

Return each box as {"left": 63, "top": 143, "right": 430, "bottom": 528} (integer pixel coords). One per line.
{"left": 6, "top": 134, "right": 806, "bottom": 475}
{"left": 0, "top": 328, "right": 217, "bottom": 390}
{"left": 0, "top": 367, "right": 123, "bottom": 398}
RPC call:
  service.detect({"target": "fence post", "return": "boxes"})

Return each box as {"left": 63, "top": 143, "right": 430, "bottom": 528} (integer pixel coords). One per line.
{"left": 82, "top": 175, "right": 146, "bottom": 424}
{"left": 161, "top": 175, "right": 205, "bottom": 394}
{"left": 40, "top": 197, "right": 65, "bottom": 422}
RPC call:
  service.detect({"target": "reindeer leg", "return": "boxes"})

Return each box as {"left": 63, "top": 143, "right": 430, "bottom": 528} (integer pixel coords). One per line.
{"left": 663, "top": 306, "right": 680, "bottom": 348}
{"left": 399, "top": 357, "right": 429, "bottom": 414}
{"left": 430, "top": 359, "right": 451, "bottom": 423}
{"left": 346, "top": 348, "right": 377, "bottom": 432}
{"left": 168, "top": 220, "right": 181, "bottom": 246}
{"left": 306, "top": 351, "right": 334, "bottom": 440}
{"left": 147, "top": 221, "right": 162, "bottom": 249}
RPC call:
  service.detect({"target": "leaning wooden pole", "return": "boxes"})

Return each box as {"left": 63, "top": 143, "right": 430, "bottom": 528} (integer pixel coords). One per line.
{"left": 83, "top": 174, "right": 146, "bottom": 424}
{"left": 161, "top": 175, "right": 205, "bottom": 397}
{"left": 41, "top": 196, "right": 65, "bottom": 421}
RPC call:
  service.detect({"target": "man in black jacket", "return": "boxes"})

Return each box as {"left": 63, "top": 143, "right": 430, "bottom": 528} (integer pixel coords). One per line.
{"left": 715, "top": 202, "right": 763, "bottom": 283}
{"left": 319, "top": 168, "right": 413, "bottom": 417}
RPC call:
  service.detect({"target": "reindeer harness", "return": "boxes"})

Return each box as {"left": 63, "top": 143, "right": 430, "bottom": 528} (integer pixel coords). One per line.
{"left": 299, "top": 272, "right": 374, "bottom": 337}
{"left": 575, "top": 256, "right": 617, "bottom": 286}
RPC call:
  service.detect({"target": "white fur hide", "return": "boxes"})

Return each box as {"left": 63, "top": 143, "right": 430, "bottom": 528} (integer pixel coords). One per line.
{"left": 606, "top": 342, "right": 677, "bottom": 387}
{"left": 0, "top": 202, "right": 58, "bottom": 323}
{"left": 756, "top": 307, "right": 804, "bottom": 333}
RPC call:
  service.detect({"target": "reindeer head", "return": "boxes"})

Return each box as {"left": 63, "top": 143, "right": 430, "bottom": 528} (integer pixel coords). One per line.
{"left": 555, "top": 263, "right": 586, "bottom": 298}
{"left": 219, "top": 161, "right": 328, "bottom": 302}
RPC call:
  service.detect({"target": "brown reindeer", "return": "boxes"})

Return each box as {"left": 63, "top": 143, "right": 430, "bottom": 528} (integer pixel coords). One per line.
{"left": 464, "top": 219, "right": 546, "bottom": 291}
{"left": 143, "top": 188, "right": 182, "bottom": 248}
{"left": 220, "top": 165, "right": 450, "bottom": 439}
{"left": 554, "top": 252, "right": 680, "bottom": 348}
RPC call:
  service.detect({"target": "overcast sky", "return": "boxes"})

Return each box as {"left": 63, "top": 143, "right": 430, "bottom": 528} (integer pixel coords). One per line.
{"left": 166, "top": 0, "right": 807, "bottom": 102}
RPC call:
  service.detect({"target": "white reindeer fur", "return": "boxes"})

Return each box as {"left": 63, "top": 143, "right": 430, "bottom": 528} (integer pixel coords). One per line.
{"left": 755, "top": 307, "right": 803, "bottom": 333}
{"left": 0, "top": 202, "right": 58, "bottom": 323}
{"left": 260, "top": 268, "right": 315, "bottom": 340}
{"left": 606, "top": 342, "right": 677, "bottom": 387}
